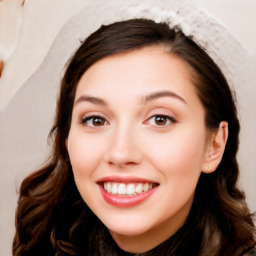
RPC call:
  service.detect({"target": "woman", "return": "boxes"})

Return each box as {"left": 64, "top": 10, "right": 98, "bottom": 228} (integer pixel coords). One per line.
{"left": 13, "top": 19, "right": 255, "bottom": 256}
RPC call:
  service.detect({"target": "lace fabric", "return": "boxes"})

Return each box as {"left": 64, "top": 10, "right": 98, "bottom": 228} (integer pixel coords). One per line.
{"left": 65, "top": 0, "right": 252, "bottom": 96}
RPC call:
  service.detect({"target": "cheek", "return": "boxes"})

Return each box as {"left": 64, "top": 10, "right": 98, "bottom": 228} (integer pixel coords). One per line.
{"left": 145, "top": 130, "right": 205, "bottom": 214}
{"left": 144, "top": 126, "right": 206, "bottom": 177}
{"left": 67, "top": 132, "right": 104, "bottom": 178}
{"left": 67, "top": 131, "right": 106, "bottom": 207}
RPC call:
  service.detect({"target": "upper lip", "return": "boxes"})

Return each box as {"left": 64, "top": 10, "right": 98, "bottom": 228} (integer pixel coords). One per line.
{"left": 96, "top": 175, "right": 159, "bottom": 184}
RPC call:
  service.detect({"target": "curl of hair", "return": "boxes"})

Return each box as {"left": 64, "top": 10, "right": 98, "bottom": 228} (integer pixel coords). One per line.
{"left": 13, "top": 19, "right": 255, "bottom": 256}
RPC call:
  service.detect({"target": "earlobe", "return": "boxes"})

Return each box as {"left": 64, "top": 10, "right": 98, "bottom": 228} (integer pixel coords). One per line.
{"left": 202, "top": 121, "right": 228, "bottom": 174}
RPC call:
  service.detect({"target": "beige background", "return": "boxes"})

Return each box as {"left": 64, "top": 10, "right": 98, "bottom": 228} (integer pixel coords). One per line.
{"left": 0, "top": 1, "right": 255, "bottom": 255}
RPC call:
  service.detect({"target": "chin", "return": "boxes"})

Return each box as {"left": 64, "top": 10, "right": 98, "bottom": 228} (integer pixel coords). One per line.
{"left": 110, "top": 226, "right": 146, "bottom": 237}
{"left": 103, "top": 216, "right": 151, "bottom": 237}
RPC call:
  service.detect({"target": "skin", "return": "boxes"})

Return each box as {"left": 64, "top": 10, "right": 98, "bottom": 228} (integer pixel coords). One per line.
{"left": 66, "top": 46, "right": 228, "bottom": 253}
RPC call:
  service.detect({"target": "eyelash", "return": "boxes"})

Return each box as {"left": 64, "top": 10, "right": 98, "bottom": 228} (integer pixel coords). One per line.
{"left": 80, "top": 114, "right": 177, "bottom": 127}
{"left": 81, "top": 115, "right": 108, "bottom": 127}
{"left": 147, "top": 114, "right": 177, "bottom": 127}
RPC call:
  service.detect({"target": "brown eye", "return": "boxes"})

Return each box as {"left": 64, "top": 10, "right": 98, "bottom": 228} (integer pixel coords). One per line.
{"left": 148, "top": 115, "right": 177, "bottom": 127}
{"left": 155, "top": 116, "right": 168, "bottom": 126}
{"left": 81, "top": 116, "right": 107, "bottom": 127}
{"left": 92, "top": 117, "right": 105, "bottom": 126}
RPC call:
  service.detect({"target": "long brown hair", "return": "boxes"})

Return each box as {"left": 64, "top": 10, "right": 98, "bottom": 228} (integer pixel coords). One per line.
{"left": 13, "top": 19, "right": 255, "bottom": 256}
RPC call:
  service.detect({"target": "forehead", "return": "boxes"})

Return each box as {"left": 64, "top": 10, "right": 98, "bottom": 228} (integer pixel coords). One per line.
{"left": 75, "top": 46, "right": 199, "bottom": 105}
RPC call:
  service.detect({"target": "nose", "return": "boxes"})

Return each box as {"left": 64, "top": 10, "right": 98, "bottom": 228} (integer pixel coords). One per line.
{"left": 104, "top": 125, "right": 143, "bottom": 167}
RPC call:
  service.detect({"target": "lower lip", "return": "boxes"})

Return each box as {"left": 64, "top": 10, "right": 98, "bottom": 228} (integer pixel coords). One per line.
{"left": 98, "top": 185, "right": 158, "bottom": 207}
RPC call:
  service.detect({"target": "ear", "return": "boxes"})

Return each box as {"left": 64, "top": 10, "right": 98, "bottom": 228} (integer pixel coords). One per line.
{"left": 202, "top": 121, "right": 228, "bottom": 174}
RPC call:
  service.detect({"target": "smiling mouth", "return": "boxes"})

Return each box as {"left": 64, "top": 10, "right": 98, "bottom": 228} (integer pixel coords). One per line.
{"left": 99, "top": 182, "right": 159, "bottom": 197}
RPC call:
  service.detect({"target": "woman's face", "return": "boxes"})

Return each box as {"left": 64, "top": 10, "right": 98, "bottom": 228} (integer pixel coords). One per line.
{"left": 67, "top": 46, "right": 213, "bottom": 252}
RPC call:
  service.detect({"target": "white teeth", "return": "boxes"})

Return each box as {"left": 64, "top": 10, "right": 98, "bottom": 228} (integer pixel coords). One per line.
{"left": 143, "top": 183, "right": 149, "bottom": 192}
{"left": 106, "top": 182, "right": 111, "bottom": 193}
{"left": 127, "top": 184, "right": 135, "bottom": 195}
{"left": 118, "top": 183, "right": 126, "bottom": 195}
{"left": 103, "top": 182, "right": 155, "bottom": 196}
{"left": 111, "top": 183, "right": 118, "bottom": 194}
{"left": 135, "top": 183, "right": 143, "bottom": 193}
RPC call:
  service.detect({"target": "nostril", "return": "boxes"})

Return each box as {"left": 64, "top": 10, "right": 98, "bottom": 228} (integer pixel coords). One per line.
{"left": 107, "top": 159, "right": 142, "bottom": 168}
{"left": 105, "top": 149, "right": 143, "bottom": 167}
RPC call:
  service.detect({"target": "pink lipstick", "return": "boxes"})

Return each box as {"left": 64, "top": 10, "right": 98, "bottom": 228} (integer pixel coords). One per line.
{"left": 97, "top": 176, "right": 159, "bottom": 207}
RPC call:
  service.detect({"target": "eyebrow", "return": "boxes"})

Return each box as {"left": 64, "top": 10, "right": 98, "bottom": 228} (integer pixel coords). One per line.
{"left": 74, "top": 90, "right": 187, "bottom": 107}
{"left": 141, "top": 90, "right": 187, "bottom": 105}
{"left": 74, "top": 95, "right": 107, "bottom": 106}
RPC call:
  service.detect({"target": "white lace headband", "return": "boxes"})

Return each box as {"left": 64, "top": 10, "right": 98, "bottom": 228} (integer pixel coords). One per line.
{"left": 65, "top": 0, "right": 251, "bottom": 93}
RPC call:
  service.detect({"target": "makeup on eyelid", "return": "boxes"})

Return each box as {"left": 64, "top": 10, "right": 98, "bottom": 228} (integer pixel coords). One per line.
{"left": 81, "top": 115, "right": 108, "bottom": 126}
{"left": 80, "top": 114, "right": 177, "bottom": 128}
{"left": 79, "top": 105, "right": 179, "bottom": 128}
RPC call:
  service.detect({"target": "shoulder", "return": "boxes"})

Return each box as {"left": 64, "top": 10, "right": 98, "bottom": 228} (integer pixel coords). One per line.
{"left": 242, "top": 247, "right": 256, "bottom": 256}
